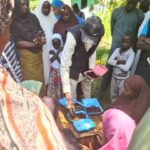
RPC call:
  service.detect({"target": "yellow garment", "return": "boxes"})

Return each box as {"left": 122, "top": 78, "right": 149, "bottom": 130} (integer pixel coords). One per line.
{"left": 18, "top": 49, "right": 45, "bottom": 96}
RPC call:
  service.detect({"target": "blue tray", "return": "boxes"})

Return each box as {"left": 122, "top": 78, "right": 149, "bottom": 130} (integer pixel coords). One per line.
{"left": 67, "top": 110, "right": 95, "bottom": 132}
{"left": 81, "top": 98, "right": 104, "bottom": 115}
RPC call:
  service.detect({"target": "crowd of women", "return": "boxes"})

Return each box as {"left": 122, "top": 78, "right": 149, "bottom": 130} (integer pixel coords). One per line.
{"left": 1, "top": 0, "right": 150, "bottom": 149}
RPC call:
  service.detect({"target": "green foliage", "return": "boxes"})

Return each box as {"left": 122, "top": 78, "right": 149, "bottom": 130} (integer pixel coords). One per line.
{"left": 30, "top": 0, "right": 38, "bottom": 11}
{"left": 95, "top": 0, "right": 126, "bottom": 64}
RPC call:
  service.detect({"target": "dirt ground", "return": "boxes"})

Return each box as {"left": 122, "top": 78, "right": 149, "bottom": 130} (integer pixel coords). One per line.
{"left": 92, "top": 76, "right": 111, "bottom": 110}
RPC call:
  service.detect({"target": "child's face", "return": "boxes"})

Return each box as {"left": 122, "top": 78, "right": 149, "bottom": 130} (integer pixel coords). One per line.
{"left": 52, "top": 38, "right": 61, "bottom": 49}
{"left": 121, "top": 35, "right": 131, "bottom": 51}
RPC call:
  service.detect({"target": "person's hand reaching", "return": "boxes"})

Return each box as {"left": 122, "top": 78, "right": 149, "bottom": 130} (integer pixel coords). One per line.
{"left": 65, "top": 92, "right": 75, "bottom": 116}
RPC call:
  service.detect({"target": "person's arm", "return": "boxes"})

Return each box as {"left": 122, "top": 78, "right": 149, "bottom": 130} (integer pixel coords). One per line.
{"left": 60, "top": 32, "right": 76, "bottom": 94}
{"left": 16, "top": 40, "right": 43, "bottom": 53}
{"left": 137, "top": 36, "right": 150, "bottom": 51}
{"left": 107, "top": 48, "right": 119, "bottom": 66}
{"left": 60, "top": 32, "right": 76, "bottom": 115}
{"left": 89, "top": 51, "right": 96, "bottom": 69}
{"left": 117, "top": 50, "right": 135, "bottom": 72}
{"left": 16, "top": 41, "right": 35, "bottom": 49}
{"left": 137, "top": 20, "right": 150, "bottom": 51}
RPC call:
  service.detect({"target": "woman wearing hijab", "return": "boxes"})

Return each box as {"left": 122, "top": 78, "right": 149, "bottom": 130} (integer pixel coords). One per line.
{"left": 33, "top": 0, "right": 57, "bottom": 86}
{"left": 53, "top": 4, "right": 78, "bottom": 43}
{"left": 51, "top": 0, "right": 64, "bottom": 20}
{"left": 99, "top": 75, "right": 150, "bottom": 150}
{"left": 0, "top": 0, "right": 67, "bottom": 149}
{"left": 10, "top": 0, "right": 45, "bottom": 96}
{"left": 0, "top": 1, "right": 82, "bottom": 149}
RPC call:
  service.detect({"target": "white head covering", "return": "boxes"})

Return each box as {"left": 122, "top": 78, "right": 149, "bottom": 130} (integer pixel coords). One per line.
{"left": 51, "top": 33, "right": 63, "bottom": 47}
{"left": 50, "top": 33, "right": 63, "bottom": 69}
{"left": 33, "top": 0, "right": 57, "bottom": 85}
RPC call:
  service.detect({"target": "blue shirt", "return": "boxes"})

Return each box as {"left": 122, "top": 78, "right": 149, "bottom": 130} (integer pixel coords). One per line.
{"left": 140, "top": 20, "right": 149, "bottom": 36}
{"left": 75, "top": 15, "right": 85, "bottom": 25}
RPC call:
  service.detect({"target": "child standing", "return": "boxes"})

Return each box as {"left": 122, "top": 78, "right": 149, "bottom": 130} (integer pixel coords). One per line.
{"left": 47, "top": 33, "right": 63, "bottom": 101}
{"left": 108, "top": 33, "right": 135, "bottom": 102}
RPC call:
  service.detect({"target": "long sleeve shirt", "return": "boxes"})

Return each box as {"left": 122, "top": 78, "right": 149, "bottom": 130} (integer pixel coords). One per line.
{"left": 108, "top": 47, "right": 135, "bottom": 79}
{"left": 60, "top": 32, "right": 96, "bottom": 93}
{"left": 110, "top": 6, "right": 144, "bottom": 53}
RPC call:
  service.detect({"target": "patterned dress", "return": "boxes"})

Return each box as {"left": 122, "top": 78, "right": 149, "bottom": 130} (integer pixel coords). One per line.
{"left": 47, "top": 34, "right": 64, "bottom": 101}
{"left": 47, "top": 47, "right": 63, "bottom": 101}
{"left": 0, "top": 67, "right": 67, "bottom": 150}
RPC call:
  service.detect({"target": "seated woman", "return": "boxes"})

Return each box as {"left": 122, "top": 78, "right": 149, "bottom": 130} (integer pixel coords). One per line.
{"left": 10, "top": 0, "right": 45, "bottom": 96}
{"left": 99, "top": 75, "right": 150, "bottom": 150}
{"left": 0, "top": 0, "right": 81, "bottom": 149}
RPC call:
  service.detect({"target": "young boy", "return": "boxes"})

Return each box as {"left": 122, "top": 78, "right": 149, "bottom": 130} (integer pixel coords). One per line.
{"left": 108, "top": 33, "right": 135, "bottom": 102}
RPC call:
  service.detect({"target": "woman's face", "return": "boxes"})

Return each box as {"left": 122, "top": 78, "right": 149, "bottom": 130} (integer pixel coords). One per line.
{"left": 52, "top": 7, "right": 60, "bottom": 15}
{"left": 61, "top": 7, "right": 71, "bottom": 22}
{"left": 123, "top": 82, "right": 136, "bottom": 98}
{"left": 42, "top": 1, "right": 51, "bottom": 16}
{"left": 21, "top": 0, "right": 29, "bottom": 16}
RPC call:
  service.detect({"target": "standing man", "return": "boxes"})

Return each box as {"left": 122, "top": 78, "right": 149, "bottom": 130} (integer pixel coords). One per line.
{"left": 60, "top": 16, "right": 104, "bottom": 113}
{"left": 100, "top": 0, "right": 144, "bottom": 98}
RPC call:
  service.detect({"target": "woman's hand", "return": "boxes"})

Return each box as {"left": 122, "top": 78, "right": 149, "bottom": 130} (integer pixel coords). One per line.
{"left": 33, "top": 31, "right": 46, "bottom": 48}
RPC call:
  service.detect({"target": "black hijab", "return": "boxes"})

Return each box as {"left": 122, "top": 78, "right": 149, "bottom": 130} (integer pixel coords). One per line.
{"left": 10, "top": 0, "right": 43, "bottom": 42}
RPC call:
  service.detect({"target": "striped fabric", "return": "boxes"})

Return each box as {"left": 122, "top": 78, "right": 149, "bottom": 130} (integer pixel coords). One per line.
{"left": 0, "top": 38, "right": 22, "bottom": 83}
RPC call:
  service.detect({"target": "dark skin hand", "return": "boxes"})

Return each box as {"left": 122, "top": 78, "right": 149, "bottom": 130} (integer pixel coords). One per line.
{"left": 117, "top": 60, "right": 126, "bottom": 65}
{"left": 49, "top": 47, "right": 62, "bottom": 63}
{"left": 16, "top": 31, "right": 46, "bottom": 52}
{"left": 65, "top": 92, "right": 75, "bottom": 116}
{"left": 137, "top": 36, "right": 150, "bottom": 51}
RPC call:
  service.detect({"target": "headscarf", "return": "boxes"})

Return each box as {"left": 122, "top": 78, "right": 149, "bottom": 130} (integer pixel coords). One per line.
{"left": 49, "top": 33, "right": 63, "bottom": 69}
{"left": 51, "top": 0, "right": 64, "bottom": 9}
{"left": 111, "top": 75, "right": 150, "bottom": 124}
{"left": 51, "top": 33, "right": 63, "bottom": 47}
{"left": 53, "top": 4, "right": 78, "bottom": 42}
{"left": 10, "top": 0, "right": 43, "bottom": 42}
{"left": 33, "top": 0, "right": 57, "bottom": 85}
{"left": 33, "top": 0, "right": 57, "bottom": 47}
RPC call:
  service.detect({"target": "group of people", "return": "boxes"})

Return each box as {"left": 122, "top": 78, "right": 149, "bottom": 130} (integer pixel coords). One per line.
{"left": 99, "top": 0, "right": 150, "bottom": 149}
{"left": 1, "top": 0, "right": 150, "bottom": 149}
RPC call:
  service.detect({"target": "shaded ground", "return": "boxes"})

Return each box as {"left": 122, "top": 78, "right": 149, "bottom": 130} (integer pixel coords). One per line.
{"left": 92, "top": 40, "right": 111, "bottom": 109}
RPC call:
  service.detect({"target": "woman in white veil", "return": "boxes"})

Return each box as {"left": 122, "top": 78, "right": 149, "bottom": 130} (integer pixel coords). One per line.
{"left": 33, "top": 0, "right": 57, "bottom": 86}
